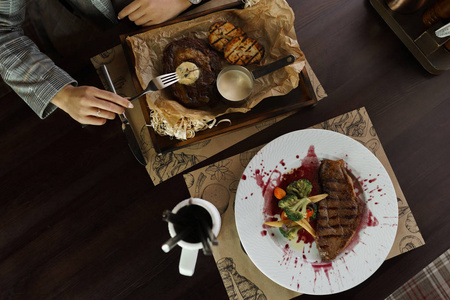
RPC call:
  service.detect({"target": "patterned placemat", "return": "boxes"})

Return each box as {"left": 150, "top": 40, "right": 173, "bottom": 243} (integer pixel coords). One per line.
{"left": 183, "top": 107, "right": 425, "bottom": 299}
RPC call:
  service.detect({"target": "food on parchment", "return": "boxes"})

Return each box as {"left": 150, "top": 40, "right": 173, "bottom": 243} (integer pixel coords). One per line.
{"left": 176, "top": 62, "right": 200, "bottom": 85}
{"left": 163, "top": 37, "right": 221, "bottom": 108}
{"left": 316, "top": 159, "right": 362, "bottom": 261}
{"left": 208, "top": 22, "right": 246, "bottom": 52}
{"left": 224, "top": 35, "right": 265, "bottom": 66}
{"left": 208, "top": 22, "right": 265, "bottom": 66}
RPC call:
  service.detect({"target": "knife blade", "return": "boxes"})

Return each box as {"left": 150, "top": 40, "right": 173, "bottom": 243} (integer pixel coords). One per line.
{"left": 99, "top": 65, "right": 146, "bottom": 166}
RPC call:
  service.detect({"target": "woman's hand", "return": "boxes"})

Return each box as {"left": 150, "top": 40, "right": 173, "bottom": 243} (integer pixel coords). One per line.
{"left": 118, "top": 0, "right": 192, "bottom": 27}
{"left": 51, "top": 85, "right": 134, "bottom": 126}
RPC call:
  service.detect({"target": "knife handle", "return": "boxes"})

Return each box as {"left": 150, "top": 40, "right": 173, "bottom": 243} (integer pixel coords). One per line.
{"left": 98, "top": 65, "right": 146, "bottom": 165}
{"left": 99, "top": 65, "right": 128, "bottom": 123}
{"left": 99, "top": 65, "right": 117, "bottom": 94}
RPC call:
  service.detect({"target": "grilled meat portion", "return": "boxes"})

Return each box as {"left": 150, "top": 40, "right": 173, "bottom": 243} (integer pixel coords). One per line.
{"left": 162, "top": 37, "right": 221, "bottom": 108}
{"left": 316, "top": 159, "right": 361, "bottom": 261}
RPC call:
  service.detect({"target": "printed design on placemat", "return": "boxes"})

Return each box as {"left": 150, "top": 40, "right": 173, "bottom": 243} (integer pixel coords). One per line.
{"left": 201, "top": 183, "right": 230, "bottom": 215}
{"left": 397, "top": 197, "right": 420, "bottom": 234}
{"left": 112, "top": 76, "right": 128, "bottom": 96}
{"left": 140, "top": 125, "right": 154, "bottom": 155}
{"left": 399, "top": 236, "right": 425, "bottom": 253}
{"left": 406, "top": 212, "right": 420, "bottom": 233}
{"left": 187, "top": 170, "right": 235, "bottom": 215}
{"left": 142, "top": 127, "right": 211, "bottom": 184}
{"left": 320, "top": 108, "right": 383, "bottom": 156}
{"left": 152, "top": 152, "right": 206, "bottom": 182}
{"left": 91, "top": 48, "right": 115, "bottom": 65}
{"left": 361, "top": 138, "right": 381, "bottom": 155}
{"left": 184, "top": 140, "right": 212, "bottom": 150}
{"left": 229, "top": 180, "right": 240, "bottom": 194}
{"left": 217, "top": 257, "right": 267, "bottom": 300}
{"left": 315, "top": 84, "right": 326, "bottom": 99}
{"left": 398, "top": 197, "right": 410, "bottom": 218}
{"left": 205, "top": 159, "right": 236, "bottom": 181}
{"left": 193, "top": 172, "right": 206, "bottom": 194}
{"left": 239, "top": 146, "right": 263, "bottom": 168}
{"left": 321, "top": 108, "right": 367, "bottom": 138}
{"left": 304, "top": 62, "right": 327, "bottom": 100}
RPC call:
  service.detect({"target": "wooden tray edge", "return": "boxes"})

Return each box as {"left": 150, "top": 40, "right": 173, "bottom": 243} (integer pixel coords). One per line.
{"left": 153, "top": 67, "right": 318, "bottom": 154}
{"left": 119, "top": 1, "right": 317, "bottom": 154}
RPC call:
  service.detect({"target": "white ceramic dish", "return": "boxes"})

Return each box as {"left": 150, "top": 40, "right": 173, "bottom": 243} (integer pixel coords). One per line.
{"left": 235, "top": 129, "right": 398, "bottom": 295}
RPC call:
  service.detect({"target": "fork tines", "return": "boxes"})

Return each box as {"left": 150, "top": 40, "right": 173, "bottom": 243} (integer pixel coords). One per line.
{"left": 160, "top": 72, "right": 179, "bottom": 84}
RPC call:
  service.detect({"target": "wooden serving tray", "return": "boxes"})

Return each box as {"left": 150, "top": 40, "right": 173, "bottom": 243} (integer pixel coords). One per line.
{"left": 370, "top": 0, "right": 449, "bottom": 75}
{"left": 120, "top": 1, "right": 318, "bottom": 153}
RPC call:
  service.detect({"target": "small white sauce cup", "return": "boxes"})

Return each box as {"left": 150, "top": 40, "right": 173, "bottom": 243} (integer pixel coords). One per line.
{"left": 216, "top": 55, "right": 296, "bottom": 106}
{"left": 217, "top": 65, "right": 254, "bottom": 105}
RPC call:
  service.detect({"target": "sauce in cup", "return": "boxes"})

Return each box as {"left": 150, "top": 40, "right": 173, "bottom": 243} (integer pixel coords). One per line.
{"left": 216, "top": 55, "right": 296, "bottom": 105}
{"left": 217, "top": 68, "right": 254, "bottom": 102}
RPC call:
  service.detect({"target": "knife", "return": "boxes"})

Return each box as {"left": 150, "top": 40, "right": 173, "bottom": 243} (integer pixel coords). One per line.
{"left": 99, "top": 65, "right": 147, "bottom": 166}
{"left": 435, "top": 23, "right": 450, "bottom": 38}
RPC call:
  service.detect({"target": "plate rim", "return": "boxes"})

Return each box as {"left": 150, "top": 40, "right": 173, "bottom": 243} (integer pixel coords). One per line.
{"left": 235, "top": 128, "right": 398, "bottom": 295}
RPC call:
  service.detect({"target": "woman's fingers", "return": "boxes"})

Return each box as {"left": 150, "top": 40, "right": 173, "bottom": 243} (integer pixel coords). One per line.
{"left": 51, "top": 85, "right": 134, "bottom": 126}
{"left": 117, "top": 0, "right": 142, "bottom": 20}
{"left": 118, "top": 0, "right": 192, "bottom": 26}
{"left": 89, "top": 98, "right": 125, "bottom": 115}
{"left": 127, "top": 9, "right": 146, "bottom": 22}
{"left": 119, "top": 0, "right": 153, "bottom": 25}
{"left": 83, "top": 116, "right": 108, "bottom": 126}
{"left": 93, "top": 89, "right": 134, "bottom": 109}
{"left": 92, "top": 108, "right": 116, "bottom": 120}
{"left": 134, "top": 14, "right": 153, "bottom": 26}
{"left": 83, "top": 88, "right": 133, "bottom": 116}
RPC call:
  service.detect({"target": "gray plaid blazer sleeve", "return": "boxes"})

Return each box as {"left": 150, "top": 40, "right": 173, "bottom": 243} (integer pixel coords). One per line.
{"left": 0, "top": 1, "right": 77, "bottom": 119}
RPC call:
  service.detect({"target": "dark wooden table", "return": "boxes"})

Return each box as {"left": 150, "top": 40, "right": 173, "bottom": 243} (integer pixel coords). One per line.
{"left": 1, "top": 1, "right": 449, "bottom": 299}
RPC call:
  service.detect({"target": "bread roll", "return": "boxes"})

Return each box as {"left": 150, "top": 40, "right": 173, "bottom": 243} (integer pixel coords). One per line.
{"left": 208, "top": 22, "right": 246, "bottom": 52}
{"left": 224, "top": 36, "right": 265, "bottom": 66}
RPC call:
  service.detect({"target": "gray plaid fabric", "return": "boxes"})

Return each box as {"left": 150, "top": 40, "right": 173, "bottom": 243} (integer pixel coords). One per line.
{"left": 385, "top": 249, "right": 450, "bottom": 300}
{"left": 0, "top": 0, "right": 117, "bottom": 118}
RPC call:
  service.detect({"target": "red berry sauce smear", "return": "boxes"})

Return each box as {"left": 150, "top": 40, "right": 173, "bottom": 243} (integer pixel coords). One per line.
{"left": 247, "top": 144, "right": 383, "bottom": 291}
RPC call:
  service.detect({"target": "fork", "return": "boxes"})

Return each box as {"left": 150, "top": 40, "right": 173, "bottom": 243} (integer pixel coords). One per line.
{"left": 129, "top": 72, "right": 179, "bottom": 101}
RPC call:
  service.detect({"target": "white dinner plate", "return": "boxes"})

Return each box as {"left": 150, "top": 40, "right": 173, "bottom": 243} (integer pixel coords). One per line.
{"left": 235, "top": 129, "right": 398, "bottom": 295}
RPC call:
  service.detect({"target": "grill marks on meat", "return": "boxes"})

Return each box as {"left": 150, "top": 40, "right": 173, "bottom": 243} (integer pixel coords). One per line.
{"left": 162, "top": 37, "right": 221, "bottom": 108}
{"left": 316, "top": 159, "right": 361, "bottom": 261}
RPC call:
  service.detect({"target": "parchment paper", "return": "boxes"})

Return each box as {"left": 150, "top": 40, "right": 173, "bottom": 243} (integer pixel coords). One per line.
{"left": 183, "top": 107, "right": 425, "bottom": 299}
{"left": 126, "top": 0, "right": 305, "bottom": 140}
{"left": 90, "top": 0, "right": 327, "bottom": 186}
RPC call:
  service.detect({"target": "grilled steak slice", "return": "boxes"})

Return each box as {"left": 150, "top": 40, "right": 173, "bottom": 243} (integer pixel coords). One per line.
{"left": 162, "top": 37, "right": 221, "bottom": 108}
{"left": 316, "top": 159, "right": 361, "bottom": 261}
